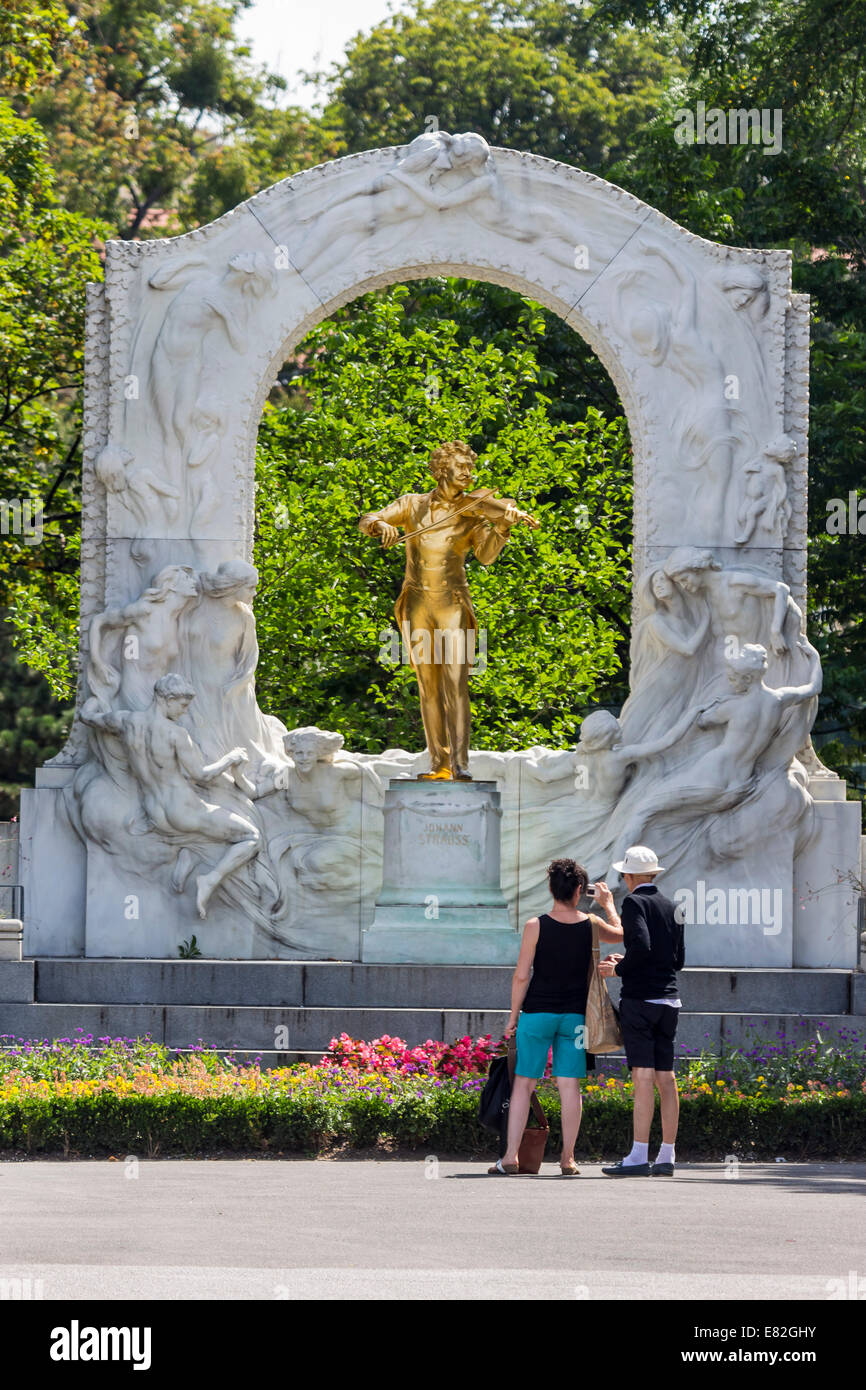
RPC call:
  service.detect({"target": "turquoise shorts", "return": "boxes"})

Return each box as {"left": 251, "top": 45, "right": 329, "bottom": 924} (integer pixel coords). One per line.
{"left": 515, "top": 1011, "right": 587, "bottom": 1079}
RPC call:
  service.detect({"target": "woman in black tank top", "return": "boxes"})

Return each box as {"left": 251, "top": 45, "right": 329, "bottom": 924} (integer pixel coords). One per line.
{"left": 488, "top": 858, "right": 623, "bottom": 1177}
{"left": 521, "top": 913, "right": 593, "bottom": 1015}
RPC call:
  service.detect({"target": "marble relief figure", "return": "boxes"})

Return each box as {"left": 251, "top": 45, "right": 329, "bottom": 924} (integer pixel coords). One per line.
{"left": 418, "top": 133, "right": 595, "bottom": 272}
{"left": 618, "top": 565, "right": 712, "bottom": 743}
{"left": 295, "top": 129, "right": 590, "bottom": 281}
{"left": 266, "top": 726, "right": 383, "bottom": 898}
{"left": 734, "top": 434, "right": 796, "bottom": 546}
{"left": 70, "top": 561, "right": 384, "bottom": 950}
{"left": 615, "top": 639, "right": 822, "bottom": 859}
{"left": 614, "top": 244, "right": 742, "bottom": 523}
{"left": 610, "top": 242, "right": 781, "bottom": 550}
{"left": 181, "top": 560, "right": 288, "bottom": 775}
{"left": 96, "top": 443, "right": 181, "bottom": 537}
{"left": 80, "top": 676, "right": 267, "bottom": 920}
{"left": 87, "top": 565, "right": 200, "bottom": 710}
{"left": 661, "top": 548, "right": 805, "bottom": 663}
{"left": 492, "top": 708, "right": 702, "bottom": 893}
{"left": 618, "top": 546, "right": 810, "bottom": 761}
{"left": 294, "top": 130, "right": 468, "bottom": 278}
{"left": 588, "top": 553, "right": 820, "bottom": 882}
{"left": 71, "top": 564, "right": 289, "bottom": 934}
{"left": 716, "top": 264, "right": 770, "bottom": 320}
{"left": 146, "top": 251, "right": 275, "bottom": 478}
{"left": 184, "top": 395, "right": 227, "bottom": 531}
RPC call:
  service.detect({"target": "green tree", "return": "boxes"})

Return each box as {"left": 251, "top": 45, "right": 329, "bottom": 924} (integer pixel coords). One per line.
{"left": 0, "top": 7, "right": 98, "bottom": 795}
{"left": 15, "top": 0, "right": 334, "bottom": 237}
{"left": 254, "top": 283, "right": 632, "bottom": 750}
{"left": 600, "top": 0, "right": 866, "bottom": 804}
{"left": 319, "top": 0, "right": 687, "bottom": 170}
{"left": 0, "top": 637, "right": 69, "bottom": 818}
{"left": 0, "top": 95, "right": 105, "bottom": 700}
{"left": 0, "top": 0, "right": 70, "bottom": 95}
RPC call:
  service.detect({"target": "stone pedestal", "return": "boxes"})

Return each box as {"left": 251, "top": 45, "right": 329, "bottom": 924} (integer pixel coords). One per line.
{"left": 793, "top": 777, "right": 862, "bottom": 968}
{"left": 0, "top": 919, "right": 23, "bottom": 961}
{"left": 19, "top": 781, "right": 86, "bottom": 957}
{"left": 361, "top": 779, "right": 518, "bottom": 965}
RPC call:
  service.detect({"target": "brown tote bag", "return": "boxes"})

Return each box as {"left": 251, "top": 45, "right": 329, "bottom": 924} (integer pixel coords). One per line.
{"left": 506, "top": 1036, "right": 549, "bottom": 1173}
{"left": 585, "top": 916, "right": 624, "bottom": 1054}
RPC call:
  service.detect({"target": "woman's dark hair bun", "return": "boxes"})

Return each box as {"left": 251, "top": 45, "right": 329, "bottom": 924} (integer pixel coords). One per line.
{"left": 547, "top": 857, "right": 589, "bottom": 903}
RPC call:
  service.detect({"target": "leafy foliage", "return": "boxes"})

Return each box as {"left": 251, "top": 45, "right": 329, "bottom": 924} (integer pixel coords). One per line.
{"left": 0, "top": 102, "right": 105, "bottom": 585}
{"left": 0, "top": 0, "right": 70, "bottom": 95}
{"left": 0, "top": 623, "right": 69, "bottom": 818}
{"left": 601, "top": 0, "right": 866, "bottom": 804}
{"left": 319, "top": 0, "right": 687, "bottom": 170}
{"left": 0, "top": 92, "right": 103, "bottom": 753}
{"left": 17, "top": 0, "right": 337, "bottom": 237}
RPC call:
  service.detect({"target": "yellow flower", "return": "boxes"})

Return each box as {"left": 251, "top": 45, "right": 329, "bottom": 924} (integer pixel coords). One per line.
{"left": 716, "top": 1079, "right": 725, "bottom": 1086}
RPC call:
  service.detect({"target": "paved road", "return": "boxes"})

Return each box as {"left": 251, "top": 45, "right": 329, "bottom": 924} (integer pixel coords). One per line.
{"left": 1, "top": 1159, "right": 864, "bottom": 1300}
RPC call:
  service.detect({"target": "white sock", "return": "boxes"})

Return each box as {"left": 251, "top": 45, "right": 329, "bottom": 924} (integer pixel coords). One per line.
{"left": 656, "top": 1143, "right": 675, "bottom": 1164}
{"left": 622, "top": 1141, "right": 648, "bottom": 1167}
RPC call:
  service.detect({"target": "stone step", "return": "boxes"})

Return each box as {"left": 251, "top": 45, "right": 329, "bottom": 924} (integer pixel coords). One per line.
{"left": 0, "top": 961, "right": 33, "bottom": 1002}
{"left": 0, "top": 1000, "right": 862, "bottom": 1054}
{"left": 8, "top": 958, "right": 860, "bottom": 1015}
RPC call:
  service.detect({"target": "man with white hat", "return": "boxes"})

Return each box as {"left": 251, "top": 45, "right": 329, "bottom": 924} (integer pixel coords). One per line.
{"left": 599, "top": 845, "right": 685, "bottom": 1178}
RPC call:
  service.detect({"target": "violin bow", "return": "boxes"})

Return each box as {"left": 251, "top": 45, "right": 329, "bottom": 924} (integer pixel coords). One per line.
{"left": 385, "top": 490, "right": 501, "bottom": 547}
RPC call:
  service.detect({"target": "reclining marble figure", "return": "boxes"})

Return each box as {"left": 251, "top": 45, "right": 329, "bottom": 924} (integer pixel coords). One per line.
{"left": 80, "top": 675, "right": 263, "bottom": 920}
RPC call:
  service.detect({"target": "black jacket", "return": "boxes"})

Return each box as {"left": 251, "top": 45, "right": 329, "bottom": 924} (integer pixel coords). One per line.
{"left": 614, "top": 884, "right": 685, "bottom": 1000}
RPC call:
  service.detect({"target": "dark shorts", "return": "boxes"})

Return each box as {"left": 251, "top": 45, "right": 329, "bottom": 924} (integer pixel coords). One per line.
{"left": 619, "top": 998, "right": 679, "bottom": 1071}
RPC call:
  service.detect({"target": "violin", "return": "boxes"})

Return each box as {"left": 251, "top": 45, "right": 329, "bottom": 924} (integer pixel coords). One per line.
{"left": 459, "top": 487, "right": 522, "bottom": 523}
{"left": 392, "top": 487, "right": 539, "bottom": 545}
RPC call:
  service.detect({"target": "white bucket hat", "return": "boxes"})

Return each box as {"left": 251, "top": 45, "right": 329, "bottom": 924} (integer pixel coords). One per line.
{"left": 611, "top": 844, "right": 666, "bottom": 875}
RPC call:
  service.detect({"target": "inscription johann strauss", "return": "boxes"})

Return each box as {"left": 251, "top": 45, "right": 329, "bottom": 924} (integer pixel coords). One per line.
{"left": 418, "top": 820, "right": 471, "bottom": 848}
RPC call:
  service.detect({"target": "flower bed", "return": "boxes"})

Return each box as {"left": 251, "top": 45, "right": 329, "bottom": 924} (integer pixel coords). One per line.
{"left": 322, "top": 1031, "right": 497, "bottom": 1076}
{"left": 0, "top": 1028, "right": 863, "bottom": 1159}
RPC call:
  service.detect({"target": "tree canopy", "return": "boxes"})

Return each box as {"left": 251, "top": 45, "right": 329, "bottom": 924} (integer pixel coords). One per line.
{"left": 319, "top": 0, "right": 688, "bottom": 169}
{"left": 14, "top": 0, "right": 337, "bottom": 237}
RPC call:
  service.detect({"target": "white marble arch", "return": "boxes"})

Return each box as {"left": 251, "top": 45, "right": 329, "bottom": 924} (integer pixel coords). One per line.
{"left": 21, "top": 129, "right": 860, "bottom": 968}
{"left": 76, "top": 130, "right": 806, "bottom": 632}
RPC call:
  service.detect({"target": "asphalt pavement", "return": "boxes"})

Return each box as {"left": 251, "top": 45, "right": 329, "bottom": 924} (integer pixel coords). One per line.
{"left": 1, "top": 1158, "right": 864, "bottom": 1300}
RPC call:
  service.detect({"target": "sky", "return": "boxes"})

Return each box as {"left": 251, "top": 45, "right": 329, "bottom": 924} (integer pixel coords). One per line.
{"left": 238, "top": 0, "right": 403, "bottom": 108}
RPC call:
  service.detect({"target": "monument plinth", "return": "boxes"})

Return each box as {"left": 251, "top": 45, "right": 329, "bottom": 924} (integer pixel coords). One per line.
{"left": 361, "top": 779, "right": 518, "bottom": 964}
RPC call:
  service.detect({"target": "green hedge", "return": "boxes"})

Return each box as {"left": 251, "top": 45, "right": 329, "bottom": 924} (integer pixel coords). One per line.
{"left": 2, "top": 1087, "right": 864, "bottom": 1159}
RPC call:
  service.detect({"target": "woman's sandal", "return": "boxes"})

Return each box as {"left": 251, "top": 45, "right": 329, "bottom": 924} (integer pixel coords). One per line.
{"left": 487, "top": 1158, "right": 520, "bottom": 1176}
{"left": 560, "top": 1160, "right": 581, "bottom": 1177}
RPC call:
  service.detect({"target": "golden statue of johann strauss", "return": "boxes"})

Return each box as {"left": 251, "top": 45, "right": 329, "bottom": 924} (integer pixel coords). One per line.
{"left": 359, "top": 440, "right": 539, "bottom": 780}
